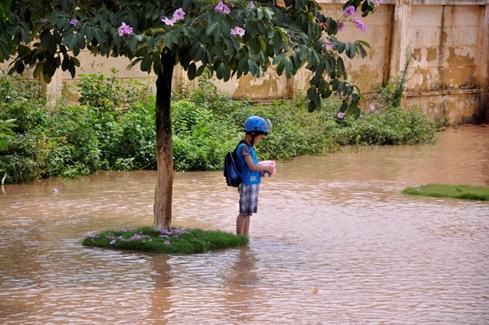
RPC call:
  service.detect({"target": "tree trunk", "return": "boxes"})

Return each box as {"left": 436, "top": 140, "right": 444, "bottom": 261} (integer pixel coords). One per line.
{"left": 153, "top": 51, "right": 175, "bottom": 230}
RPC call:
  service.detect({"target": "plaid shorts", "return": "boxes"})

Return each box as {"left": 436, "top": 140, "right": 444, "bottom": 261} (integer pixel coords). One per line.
{"left": 238, "top": 183, "right": 260, "bottom": 216}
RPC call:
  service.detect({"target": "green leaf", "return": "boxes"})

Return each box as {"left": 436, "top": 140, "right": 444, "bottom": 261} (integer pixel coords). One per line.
{"left": 248, "top": 59, "right": 259, "bottom": 76}
{"left": 196, "top": 64, "right": 207, "bottom": 77}
{"left": 140, "top": 55, "right": 152, "bottom": 72}
{"left": 94, "top": 28, "right": 107, "bottom": 45}
{"left": 335, "top": 41, "right": 345, "bottom": 54}
{"left": 337, "top": 58, "right": 346, "bottom": 79}
{"left": 67, "top": 59, "right": 76, "bottom": 77}
{"left": 63, "top": 33, "right": 78, "bottom": 49}
{"left": 14, "top": 61, "right": 24, "bottom": 74}
{"left": 187, "top": 62, "right": 196, "bottom": 80}
{"left": 346, "top": 43, "right": 356, "bottom": 59}
{"left": 206, "top": 21, "right": 220, "bottom": 36}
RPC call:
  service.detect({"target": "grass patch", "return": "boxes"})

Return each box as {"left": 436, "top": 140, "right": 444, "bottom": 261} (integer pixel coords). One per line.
{"left": 82, "top": 226, "right": 248, "bottom": 254}
{"left": 402, "top": 184, "right": 489, "bottom": 201}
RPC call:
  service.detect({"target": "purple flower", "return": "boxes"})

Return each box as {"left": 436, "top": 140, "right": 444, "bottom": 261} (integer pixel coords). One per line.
{"left": 368, "top": 103, "right": 376, "bottom": 113}
{"left": 338, "top": 21, "right": 345, "bottom": 32}
{"left": 230, "top": 26, "right": 246, "bottom": 38}
{"left": 161, "top": 17, "right": 176, "bottom": 26}
{"left": 118, "top": 22, "right": 134, "bottom": 36}
{"left": 69, "top": 18, "right": 79, "bottom": 27}
{"left": 214, "top": 1, "right": 231, "bottom": 14}
{"left": 337, "top": 112, "right": 346, "bottom": 119}
{"left": 162, "top": 8, "right": 186, "bottom": 26}
{"left": 173, "top": 8, "right": 185, "bottom": 20}
{"left": 322, "top": 39, "right": 334, "bottom": 50}
{"left": 353, "top": 17, "right": 367, "bottom": 31}
{"left": 344, "top": 5, "right": 356, "bottom": 17}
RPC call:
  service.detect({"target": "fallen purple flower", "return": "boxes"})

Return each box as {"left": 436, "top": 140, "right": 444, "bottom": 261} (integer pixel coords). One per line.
{"left": 368, "top": 103, "right": 376, "bottom": 113}
{"left": 129, "top": 234, "right": 146, "bottom": 241}
{"left": 337, "top": 112, "right": 346, "bottom": 119}
{"left": 160, "top": 229, "right": 171, "bottom": 236}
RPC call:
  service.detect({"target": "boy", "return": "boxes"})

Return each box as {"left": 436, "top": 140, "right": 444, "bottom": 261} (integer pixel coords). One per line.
{"left": 235, "top": 116, "right": 274, "bottom": 237}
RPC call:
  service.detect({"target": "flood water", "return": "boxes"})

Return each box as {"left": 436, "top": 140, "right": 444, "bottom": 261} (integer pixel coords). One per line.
{"left": 1, "top": 126, "right": 488, "bottom": 324}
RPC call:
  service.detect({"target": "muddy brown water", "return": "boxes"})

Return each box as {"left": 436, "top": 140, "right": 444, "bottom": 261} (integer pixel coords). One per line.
{"left": 1, "top": 126, "right": 488, "bottom": 324}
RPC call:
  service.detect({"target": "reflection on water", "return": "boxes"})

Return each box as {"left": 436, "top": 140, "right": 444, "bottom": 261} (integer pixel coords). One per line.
{"left": 1, "top": 126, "right": 488, "bottom": 324}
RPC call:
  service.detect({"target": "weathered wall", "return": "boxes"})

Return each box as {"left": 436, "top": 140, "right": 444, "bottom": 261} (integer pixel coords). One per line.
{"left": 2, "top": 0, "right": 488, "bottom": 124}
{"left": 405, "top": 4, "right": 486, "bottom": 124}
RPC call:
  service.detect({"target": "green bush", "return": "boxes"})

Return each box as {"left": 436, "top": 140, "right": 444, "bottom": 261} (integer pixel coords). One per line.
{"left": 46, "top": 105, "right": 101, "bottom": 177}
{"left": 0, "top": 75, "right": 48, "bottom": 182}
{"left": 0, "top": 73, "right": 436, "bottom": 184}
{"left": 172, "top": 100, "right": 239, "bottom": 171}
{"left": 334, "top": 108, "right": 435, "bottom": 145}
{"left": 116, "top": 102, "right": 156, "bottom": 169}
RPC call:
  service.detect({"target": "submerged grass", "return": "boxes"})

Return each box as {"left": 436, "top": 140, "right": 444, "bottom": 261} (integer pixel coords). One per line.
{"left": 82, "top": 226, "right": 248, "bottom": 254}
{"left": 402, "top": 184, "right": 489, "bottom": 201}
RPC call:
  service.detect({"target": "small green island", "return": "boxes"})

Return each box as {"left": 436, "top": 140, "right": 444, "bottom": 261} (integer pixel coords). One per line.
{"left": 402, "top": 184, "right": 489, "bottom": 201}
{"left": 82, "top": 227, "right": 248, "bottom": 254}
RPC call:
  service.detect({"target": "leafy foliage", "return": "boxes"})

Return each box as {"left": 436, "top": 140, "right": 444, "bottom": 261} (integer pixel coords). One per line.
{"left": 1, "top": 74, "right": 436, "bottom": 183}
{"left": 0, "top": 118, "right": 16, "bottom": 152}
{"left": 334, "top": 109, "right": 435, "bottom": 145}
{"left": 0, "top": 0, "right": 377, "bottom": 113}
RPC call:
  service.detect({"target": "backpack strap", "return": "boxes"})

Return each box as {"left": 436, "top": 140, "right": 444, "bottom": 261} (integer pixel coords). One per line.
{"left": 233, "top": 140, "right": 248, "bottom": 173}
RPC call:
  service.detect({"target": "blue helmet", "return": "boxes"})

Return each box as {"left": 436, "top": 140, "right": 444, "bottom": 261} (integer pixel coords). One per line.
{"left": 244, "top": 116, "right": 272, "bottom": 135}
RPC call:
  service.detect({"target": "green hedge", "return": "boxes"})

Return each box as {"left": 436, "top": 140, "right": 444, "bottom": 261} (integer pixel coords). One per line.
{"left": 0, "top": 74, "right": 435, "bottom": 184}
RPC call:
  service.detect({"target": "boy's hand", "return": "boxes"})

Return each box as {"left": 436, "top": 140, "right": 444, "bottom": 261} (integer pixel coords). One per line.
{"left": 263, "top": 165, "right": 274, "bottom": 176}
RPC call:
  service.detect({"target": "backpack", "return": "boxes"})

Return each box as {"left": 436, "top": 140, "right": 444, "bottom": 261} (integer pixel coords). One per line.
{"left": 224, "top": 141, "right": 246, "bottom": 187}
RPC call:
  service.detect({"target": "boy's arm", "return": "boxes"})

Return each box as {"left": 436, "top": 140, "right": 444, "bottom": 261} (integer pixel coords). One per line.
{"left": 244, "top": 155, "right": 273, "bottom": 174}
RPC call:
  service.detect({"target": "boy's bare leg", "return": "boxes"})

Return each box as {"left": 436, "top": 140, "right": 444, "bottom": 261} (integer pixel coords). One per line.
{"left": 236, "top": 214, "right": 246, "bottom": 236}
{"left": 243, "top": 215, "right": 250, "bottom": 237}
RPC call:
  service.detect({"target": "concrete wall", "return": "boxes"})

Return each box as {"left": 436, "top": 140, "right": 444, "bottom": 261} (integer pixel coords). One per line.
{"left": 2, "top": 0, "right": 488, "bottom": 124}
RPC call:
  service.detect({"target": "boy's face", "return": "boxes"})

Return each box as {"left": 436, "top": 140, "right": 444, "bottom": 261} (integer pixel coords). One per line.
{"left": 254, "top": 134, "right": 266, "bottom": 145}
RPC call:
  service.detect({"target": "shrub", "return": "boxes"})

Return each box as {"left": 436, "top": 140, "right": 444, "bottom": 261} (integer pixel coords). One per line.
{"left": 115, "top": 102, "right": 156, "bottom": 169}
{"left": 0, "top": 73, "right": 436, "bottom": 184}
{"left": 46, "top": 105, "right": 101, "bottom": 177}
{"left": 334, "top": 108, "right": 435, "bottom": 145}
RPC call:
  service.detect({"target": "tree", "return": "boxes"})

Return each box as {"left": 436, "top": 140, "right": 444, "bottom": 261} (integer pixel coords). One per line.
{"left": 0, "top": 0, "right": 378, "bottom": 230}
